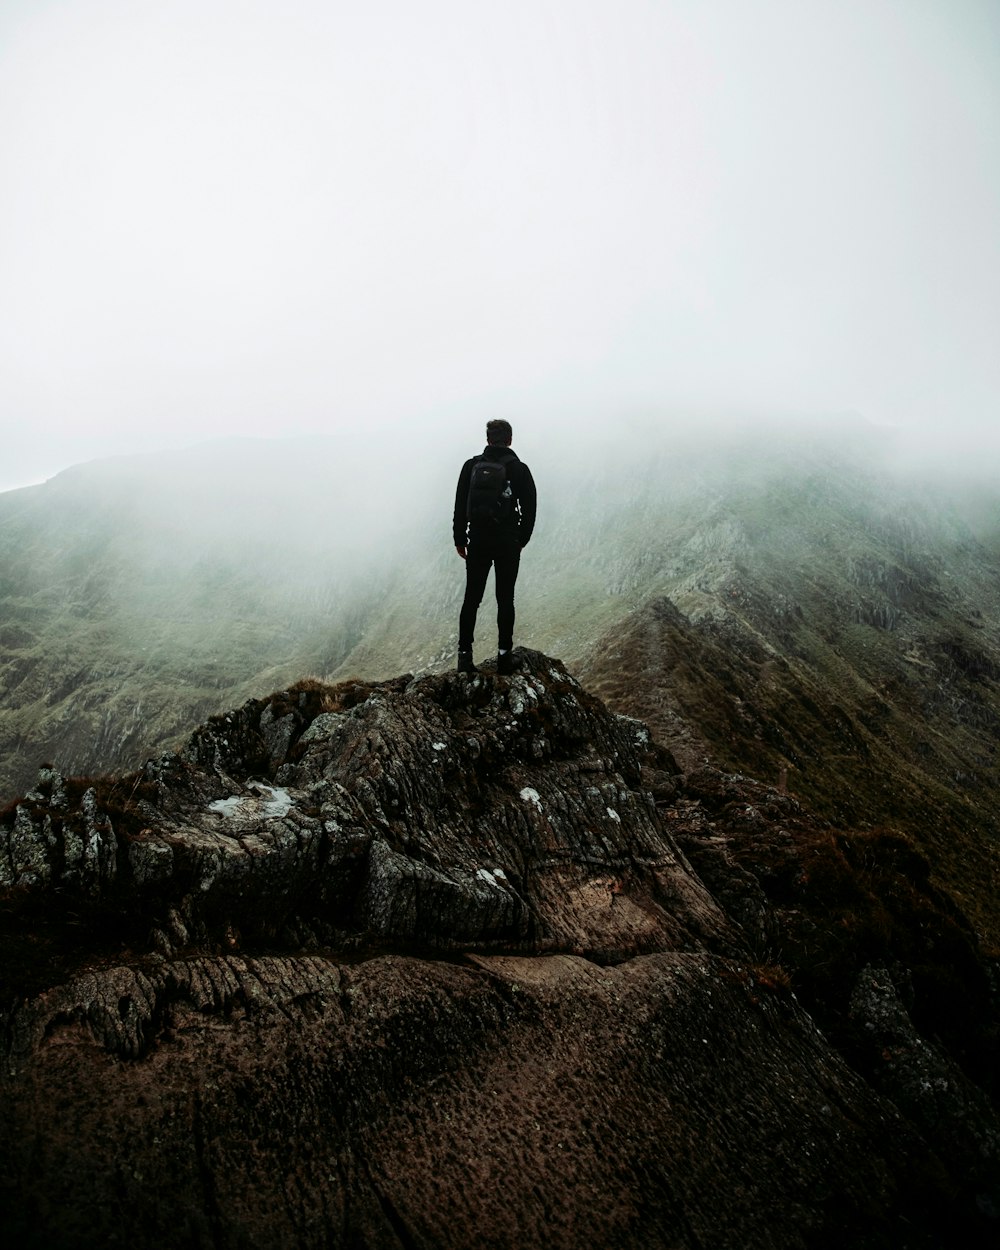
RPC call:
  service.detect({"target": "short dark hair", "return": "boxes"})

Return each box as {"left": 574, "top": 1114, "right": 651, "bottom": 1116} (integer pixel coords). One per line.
{"left": 486, "top": 419, "right": 513, "bottom": 446}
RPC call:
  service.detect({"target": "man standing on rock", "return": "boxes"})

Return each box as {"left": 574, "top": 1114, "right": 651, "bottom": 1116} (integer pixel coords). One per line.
{"left": 453, "top": 418, "right": 536, "bottom": 675}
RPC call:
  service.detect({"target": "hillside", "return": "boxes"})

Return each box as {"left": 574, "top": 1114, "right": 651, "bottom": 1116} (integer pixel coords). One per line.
{"left": 2, "top": 651, "right": 998, "bottom": 1247}
{"left": 571, "top": 449, "right": 1000, "bottom": 949}
{"left": 0, "top": 438, "right": 403, "bottom": 799}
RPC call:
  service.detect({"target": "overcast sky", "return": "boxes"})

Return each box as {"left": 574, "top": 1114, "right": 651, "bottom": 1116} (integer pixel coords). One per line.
{"left": 1, "top": 0, "right": 998, "bottom": 492}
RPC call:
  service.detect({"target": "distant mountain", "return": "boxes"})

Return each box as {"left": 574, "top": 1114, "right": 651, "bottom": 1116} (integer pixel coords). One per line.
{"left": 0, "top": 437, "right": 420, "bottom": 799}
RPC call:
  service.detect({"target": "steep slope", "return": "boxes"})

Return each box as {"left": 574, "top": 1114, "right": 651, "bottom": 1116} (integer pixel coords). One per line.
{"left": 1, "top": 653, "right": 998, "bottom": 1248}
{"left": 574, "top": 457, "right": 1000, "bottom": 948}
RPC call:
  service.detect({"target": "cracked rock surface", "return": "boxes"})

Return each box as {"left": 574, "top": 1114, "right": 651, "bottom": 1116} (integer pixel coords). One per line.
{"left": 1, "top": 652, "right": 722, "bottom": 964}
{"left": 1, "top": 650, "right": 997, "bottom": 1248}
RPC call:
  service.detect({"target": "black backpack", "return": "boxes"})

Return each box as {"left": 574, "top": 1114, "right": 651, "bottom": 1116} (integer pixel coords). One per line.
{"left": 467, "top": 454, "right": 515, "bottom": 525}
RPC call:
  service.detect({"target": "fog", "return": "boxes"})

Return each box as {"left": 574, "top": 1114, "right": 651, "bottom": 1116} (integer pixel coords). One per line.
{"left": 1, "top": 0, "right": 998, "bottom": 493}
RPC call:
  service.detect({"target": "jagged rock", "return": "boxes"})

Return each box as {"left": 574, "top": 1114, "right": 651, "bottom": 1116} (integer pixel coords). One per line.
{"left": 0, "top": 651, "right": 997, "bottom": 1248}
{"left": 0, "top": 652, "right": 721, "bottom": 965}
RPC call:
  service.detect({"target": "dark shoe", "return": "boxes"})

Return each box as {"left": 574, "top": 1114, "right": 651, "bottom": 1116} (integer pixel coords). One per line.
{"left": 496, "top": 650, "right": 515, "bottom": 676}
{"left": 457, "top": 651, "right": 477, "bottom": 674}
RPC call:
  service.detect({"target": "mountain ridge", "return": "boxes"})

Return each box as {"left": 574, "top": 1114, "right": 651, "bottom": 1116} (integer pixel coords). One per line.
{"left": 3, "top": 427, "right": 999, "bottom": 939}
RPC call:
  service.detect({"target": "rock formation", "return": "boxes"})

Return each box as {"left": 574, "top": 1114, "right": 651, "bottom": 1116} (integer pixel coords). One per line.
{"left": 1, "top": 651, "right": 998, "bottom": 1248}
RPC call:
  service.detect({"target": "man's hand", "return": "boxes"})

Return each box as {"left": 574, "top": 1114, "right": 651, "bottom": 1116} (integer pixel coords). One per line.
{"left": 456, "top": 545, "right": 467, "bottom": 560}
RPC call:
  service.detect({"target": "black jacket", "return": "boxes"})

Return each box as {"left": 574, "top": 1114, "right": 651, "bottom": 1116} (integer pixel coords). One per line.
{"left": 453, "top": 445, "right": 537, "bottom": 548}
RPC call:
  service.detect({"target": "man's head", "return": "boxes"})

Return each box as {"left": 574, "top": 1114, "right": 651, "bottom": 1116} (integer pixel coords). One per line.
{"left": 486, "top": 418, "right": 513, "bottom": 447}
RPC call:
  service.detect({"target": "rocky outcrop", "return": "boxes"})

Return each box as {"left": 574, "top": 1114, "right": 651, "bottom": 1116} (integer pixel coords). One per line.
{"left": 0, "top": 654, "right": 717, "bottom": 968}
{"left": 1, "top": 651, "right": 997, "bottom": 1248}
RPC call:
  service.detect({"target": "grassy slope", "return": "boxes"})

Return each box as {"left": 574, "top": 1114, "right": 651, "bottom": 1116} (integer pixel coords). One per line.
{"left": 574, "top": 461, "right": 1000, "bottom": 948}
{"left": 0, "top": 455, "right": 380, "bottom": 798}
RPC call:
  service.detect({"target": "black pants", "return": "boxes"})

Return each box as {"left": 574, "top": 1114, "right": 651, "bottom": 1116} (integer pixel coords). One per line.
{"left": 459, "top": 534, "right": 521, "bottom": 652}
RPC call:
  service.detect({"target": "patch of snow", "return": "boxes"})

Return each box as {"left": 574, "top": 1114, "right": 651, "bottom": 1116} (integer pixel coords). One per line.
{"left": 520, "top": 787, "right": 543, "bottom": 811}
{"left": 606, "top": 807, "right": 621, "bottom": 823}
{"left": 208, "top": 785, "right": 293, "bottom": 821}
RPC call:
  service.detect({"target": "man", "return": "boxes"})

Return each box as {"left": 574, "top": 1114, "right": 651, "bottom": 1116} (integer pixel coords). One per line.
{"left": 453, "top": 418, "right": 536, "bottom": 675}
